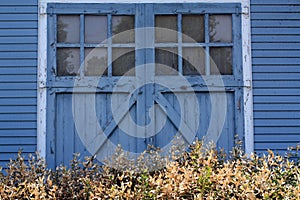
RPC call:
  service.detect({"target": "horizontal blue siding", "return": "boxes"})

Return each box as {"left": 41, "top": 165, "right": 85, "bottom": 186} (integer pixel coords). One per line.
{"left": 0, "top": 0, "right": 37, "bottom": 168}
{"left": 251, "top": 0, "right": 300, "bottom": 154}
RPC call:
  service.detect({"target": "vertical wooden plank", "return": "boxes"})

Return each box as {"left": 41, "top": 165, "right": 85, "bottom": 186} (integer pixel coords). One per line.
{"left": 197, "top": 93, "right": 211, "bottom": 143}
{"left": 85, "top": 93, "right": 97, "bottom": 150}
{"left": 46, "top": 14, "right": 56, "bottom": 169}
{"left": 74, "top": 93, "right": 87, "bottom": 160}
{"left": 101, "top": 93, "right": 113, "bottom": 159}
{"left": 235, "top": 88, "right": 244, "bottom": 143}
{"left": 145, "top": 3, "right": 156, "bottom": 147}
{"left": 217, "top": 93, "right": 235, "bottom": 153}
{"left": 232, "top": 13, "right": 242, "bottom": 80}
{"left": 111, "top": 93, "right": 127, "bottom": 151}
{"left": 46, "top": 13, "right": 56, "bottom": 82}
{"left": 63, "top": 94, "right": 75, "bottom": 165}
{"left": 204, "top": 14, "right": 210, "bottom": 75}
{"left": 55, "top": 94, "right": 64, "bottom": 166}
{"left": 106, "top": 94, "right": 119, "bottom": 148}
{"left": 177, "top": 14, "right": 183, "bottom": 74}
{"left": 80, "top": 14, "right": 84, "bottom": 76}
{"left": 208, "top": 92, "right": 227, "bottom": 147}
{"left": 135, "top": 4, "right": 147, "bottom": 149}
{"left": 52, "top": 14, "right": 57, "bottom": 77}
{"left": 107, "top": 14, "right": 112, "bottom": 77}
{"left": 183, "top": 92, "right": 198, "bottom": 138}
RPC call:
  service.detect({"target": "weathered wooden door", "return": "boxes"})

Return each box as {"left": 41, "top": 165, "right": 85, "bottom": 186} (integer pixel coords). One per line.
{"left": 46, "top": 3, "right": 243, "bottom": 168}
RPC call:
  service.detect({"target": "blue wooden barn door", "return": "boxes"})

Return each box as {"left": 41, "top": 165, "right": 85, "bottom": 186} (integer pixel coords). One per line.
{"left": 46, "top": 3, "right": 243, "bottom": 168}
{"left": 148, "top": 3, "right": 243, "bottom": 155}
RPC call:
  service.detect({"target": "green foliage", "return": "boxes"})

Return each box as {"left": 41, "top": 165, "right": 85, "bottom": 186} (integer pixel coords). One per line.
{"left": 0, "top": 141, "right": 299, "bottom": 199}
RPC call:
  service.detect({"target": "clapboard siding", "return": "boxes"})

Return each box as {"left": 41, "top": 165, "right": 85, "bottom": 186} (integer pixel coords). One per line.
{"left": 251, "top": 0, "right": 300, "bottom": 154}
{"left": 0, "top": 37, "right": 37, "bottom": 44}
{"left": 252, "top": 20, "right": 300, "bottom": 28}
{"left": 252, "top": 36, "right": 300, "bottom": 43}
{"left": 0, "top": 14, "right": 38, "bottom": 21}
{"left": 0, "top": 0, "right": 37, "bottom": 168}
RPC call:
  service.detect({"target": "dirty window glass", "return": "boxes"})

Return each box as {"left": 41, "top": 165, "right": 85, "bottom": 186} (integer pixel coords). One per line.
{"left": 210, "top": 47, "right": 232, "bottom": 75}
{"left": 182, "top": 15, "right": 204, "bottom": 43}
{"left": 112, "top": 16, "right": 135, "bottom": 43}
{"left": 85, "top": 16, "right": 108, "bottom": 43}
{"left": 57, "top": 48, "right": 80, "bottom": 76}
{"left": 209, "top": 15, "right": 232, "bottom": 43}
{"left": 85, "top": 48, "right": 108, "bottom": 76}
{"left": 183, "top": 47, "right": 205, "bottom": 75}
{"left": 155, "top": 15, "right": 177, "bottom": 43}
{"left": 155, "top": 47, "right": 178, "bottom": 75}
{"left": 112, "top": 48, "right": 135, "bottom": 76}
{"left": 57, "top": 15, "right": 80, "bottom": 43}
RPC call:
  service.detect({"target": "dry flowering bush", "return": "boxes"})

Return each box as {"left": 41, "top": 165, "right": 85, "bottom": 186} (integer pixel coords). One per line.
{"left": 0, "top": 141, "right": 299, "bottom": 199}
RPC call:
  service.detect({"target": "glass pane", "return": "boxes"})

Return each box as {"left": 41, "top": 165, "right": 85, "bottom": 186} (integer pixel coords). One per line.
{"left": 85, "top": 48, "right": 107, "bottom": 76}
{"left": 112, "top": 16, "right": 134, "bottom": 43}
{"left": 57, "top": 48, "right": 80, "bottom": 76}
{"left": 210, "top": 47, "right": 232, "bottom": 75}
{"left": 209, "top": 15, "right": 232, "bottom": 42}
{"left": 182, "top": 15, "right": 204, "bottom": 43}
{"left": 57, "top": 15, "right": 80, "bottom": 43}
{"left": 155, "top": 15, "right": 177, "bottom": 43}
{"left": 85, "top": 16, "right": 107, "bottom": 43}
{"left": 183, "top": 47, "right": 205, "bottom": 75}
{"left": 112, "top": 48, "right": 135, "bottom": 76}
{"left": 155, "top": 48, "right": 178, "bottom": 75}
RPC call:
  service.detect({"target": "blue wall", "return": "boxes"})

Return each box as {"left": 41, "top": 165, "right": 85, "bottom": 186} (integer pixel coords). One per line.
{"left": 0, "top": 0, "right": 299, "bottom": 168}
{"left": 0, "top": 0, "right": 38, "bottom": 167}
{"left": 251, "top": 0, "right": 300, "bottom": 154}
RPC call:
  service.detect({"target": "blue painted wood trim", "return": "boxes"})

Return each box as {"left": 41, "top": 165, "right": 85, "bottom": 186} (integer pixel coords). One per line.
{"left": 80, "top": 15, "right": 85, "bottom": 77}
{"left": 144, "top": 4, "right": 155, "bottom": 146}
{"left": 177, "top": 14, "right": 183, "bottom": 74}
{"left": 107, "top": 14, "right": 112, "bottom": 77}
{"left": 48, "top": 3, "right": 241, "bottom": 14}
{"left": 135, "top": 4, "right": 147, "bottom": 144}
{"left": 152, "top": 3, "right": 241, "bottom": 14}
{"left": 47, "top": 3, "right": 136, "bottom": 15}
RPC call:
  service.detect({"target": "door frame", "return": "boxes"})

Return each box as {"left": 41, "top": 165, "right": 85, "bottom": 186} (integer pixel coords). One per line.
{"left": 37, "top": 0, "right": 253, "bottom": 165}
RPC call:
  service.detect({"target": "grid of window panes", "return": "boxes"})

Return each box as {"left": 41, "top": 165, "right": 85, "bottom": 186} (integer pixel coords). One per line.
{"left": 56, "top": 14, "right": 135, "bottom": 76}
{"left": 155, "top": 14, "right": 233, "bottom": 75}
{"left": 56, "top": 13, "right": 233, "bottom": 77}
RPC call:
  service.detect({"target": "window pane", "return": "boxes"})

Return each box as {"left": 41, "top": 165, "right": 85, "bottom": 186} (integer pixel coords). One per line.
{"left": 112, "top": 16, "right": 134, "bottom": 43}
{"left": 85, "top": 48, "right": 107, "bottom": 76}
{"left": 182, "top": 15, "right": 204, "bottom": 43}
{"left": 210, "top": 47, "right": 232, "bottom": 75}
{"left": 209, "top": 15, "right": 232, "bottom": 43}
{"left": 183, "top": 47, "right": 205, "bottom": 75}
{"left": 155, "top": 48, "right": 178, "bottom": 75}
{"left": 85, "top": 16, "right": 107, "bottom": 43}
{"left": 155, "top": 15, "right": 177, "bottom": 43}
{"left": 112, "top": 48, "right": 135, "bottom": 76}
{"left": 57, "top": 15, "right": 80, "bottom": 43}
{"left": 57, "top": 48, "right": 80, "bottom": 76}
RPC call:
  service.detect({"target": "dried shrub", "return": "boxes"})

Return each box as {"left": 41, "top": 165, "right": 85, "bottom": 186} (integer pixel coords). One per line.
{"left": 0, "top": 141, "right": 299, "bottom": 199}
